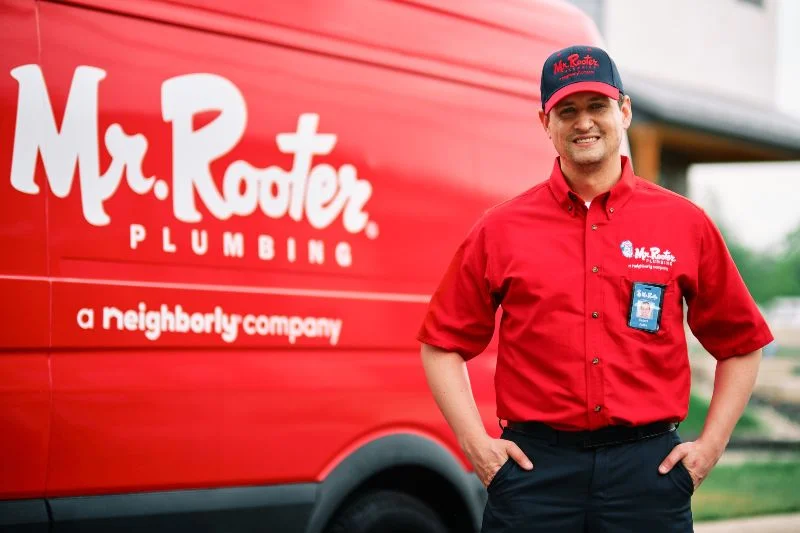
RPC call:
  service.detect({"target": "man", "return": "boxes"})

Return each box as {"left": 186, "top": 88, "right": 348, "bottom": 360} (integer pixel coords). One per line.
{"left": 417, "top": 45, "right": 772, "bottom": 532}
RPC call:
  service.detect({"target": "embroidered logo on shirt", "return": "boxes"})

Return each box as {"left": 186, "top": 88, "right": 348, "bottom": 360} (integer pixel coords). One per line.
{"left": 620, "top": 241, "right": 677, "bottom": 271}
{"left": 620, "top": 240, "right": 634, "bottom": 258}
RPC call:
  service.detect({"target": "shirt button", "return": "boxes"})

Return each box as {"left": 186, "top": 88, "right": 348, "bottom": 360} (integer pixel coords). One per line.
{"left": 592, "top": 357, "right": 600, "bottom": 365}
{"left": 591, "top": 224, "right": 598, "bottom": 230}
{"left": 591, "top": 266, "right": 599, "bottom": 273}
{"left": 591, "top": 311, "right": 599, "bottom": 319}
{"left": 594, "top": 405, "right": 602, "bottom": 412}
{"left": 568, "top": 205, "right": 573, "bottom": 211}
{"left": 609, "top": 207, "right": 615, "bottom": 213}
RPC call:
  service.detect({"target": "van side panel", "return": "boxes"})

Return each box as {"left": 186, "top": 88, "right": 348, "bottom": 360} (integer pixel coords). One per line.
{"left": 0, "top": 0, "right": 52, "bottom": 501}
{"left": 31, "top": 0, "right": 562, "bottom": 499}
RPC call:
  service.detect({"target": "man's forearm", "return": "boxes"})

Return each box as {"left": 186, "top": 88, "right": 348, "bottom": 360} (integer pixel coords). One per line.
{"left": 699, "top": 349, "right": 762, "bottom": 454}
{"left": 420, "top": 343, "right": 489, "bottom": 449}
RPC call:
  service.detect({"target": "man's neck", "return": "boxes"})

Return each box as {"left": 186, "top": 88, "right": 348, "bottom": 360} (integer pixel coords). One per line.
{"left": 559, "top": 155, "right": 622, "bottom": 202}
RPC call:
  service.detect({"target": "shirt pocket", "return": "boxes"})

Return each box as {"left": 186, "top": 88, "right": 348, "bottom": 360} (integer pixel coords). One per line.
{"left": 617, "top": 276, "right": 677, "bottom": 343}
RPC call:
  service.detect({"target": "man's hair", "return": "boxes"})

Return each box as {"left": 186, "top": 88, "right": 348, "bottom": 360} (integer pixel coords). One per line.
{"left": 618, "top": 94, "right": 625, "bottom": 108}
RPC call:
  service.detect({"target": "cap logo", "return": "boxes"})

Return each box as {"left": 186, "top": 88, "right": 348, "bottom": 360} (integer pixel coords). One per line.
{"left": 553, "top": 54, "right": 600, "bottom": 77}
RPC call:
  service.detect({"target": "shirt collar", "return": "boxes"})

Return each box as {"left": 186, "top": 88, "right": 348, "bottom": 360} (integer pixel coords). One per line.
{"left": 547, "top": 156, "right": 637, "bottom": 219}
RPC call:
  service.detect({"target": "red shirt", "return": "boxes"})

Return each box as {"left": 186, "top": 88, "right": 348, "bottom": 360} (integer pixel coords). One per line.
{"left": 418, "top": 156, "right": 773, "bottom": 430}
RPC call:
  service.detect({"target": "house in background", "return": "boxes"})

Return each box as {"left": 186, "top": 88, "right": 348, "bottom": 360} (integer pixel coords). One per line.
{"left": 567, "top": 0, "right": 800, "bottom": 194}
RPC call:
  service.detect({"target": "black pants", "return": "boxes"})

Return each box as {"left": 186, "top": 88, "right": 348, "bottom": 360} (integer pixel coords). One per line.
{"left": 481, "top": 426, "right": 694, "bottom": 532}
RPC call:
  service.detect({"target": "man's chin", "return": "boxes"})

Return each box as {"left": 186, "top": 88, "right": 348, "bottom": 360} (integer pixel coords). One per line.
{"left": 567, "top": 151, "right": 606, "bottom": 167}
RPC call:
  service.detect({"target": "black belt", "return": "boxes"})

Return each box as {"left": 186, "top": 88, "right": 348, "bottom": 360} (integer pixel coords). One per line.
{"left": 505, "top": 420, "right": 676, "bottom": 449}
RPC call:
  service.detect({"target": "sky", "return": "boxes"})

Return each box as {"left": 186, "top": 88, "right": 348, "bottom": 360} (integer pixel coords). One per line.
{"left": 688, "top": 0, "right": 800, "bottom": 254}
{"left": 688, "top": 162, "right": 800, "bottom": 253}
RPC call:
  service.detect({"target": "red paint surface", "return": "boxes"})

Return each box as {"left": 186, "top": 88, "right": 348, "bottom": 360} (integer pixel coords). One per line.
{"left": 1, "top": 0, "right": 599, "bottom": 499}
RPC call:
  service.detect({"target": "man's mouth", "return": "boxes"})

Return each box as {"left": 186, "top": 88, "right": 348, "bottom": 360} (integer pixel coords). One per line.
{"left": 573, "top": 135, "right": 601, "bottom": 145}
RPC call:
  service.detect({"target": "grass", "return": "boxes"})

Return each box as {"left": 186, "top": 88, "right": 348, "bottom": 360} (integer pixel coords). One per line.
{"left": 694, "top": 461, "right": 800, "bottom": 521}
{"left": 679, "top": 394, "right": 763, "bottom": 438}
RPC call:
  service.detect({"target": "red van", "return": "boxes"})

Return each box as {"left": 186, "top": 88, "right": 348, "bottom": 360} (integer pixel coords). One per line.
{"left": 0, "top": 1, "right": 602, "bottom": 531}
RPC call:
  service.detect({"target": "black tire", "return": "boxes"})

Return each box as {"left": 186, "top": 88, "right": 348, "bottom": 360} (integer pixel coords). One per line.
{"left": 324, "top": 489, "right": 450, "bottom": 533}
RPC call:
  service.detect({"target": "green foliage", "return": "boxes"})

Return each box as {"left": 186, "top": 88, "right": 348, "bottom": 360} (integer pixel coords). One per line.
{"left": 694, "top": 461, "right": 800, "bottom": 521}
{"left": 721, "top": 221, "right": 800, "bottom": 305}
{"left": 680, "top": 394, "right": 762, "bottom": 438}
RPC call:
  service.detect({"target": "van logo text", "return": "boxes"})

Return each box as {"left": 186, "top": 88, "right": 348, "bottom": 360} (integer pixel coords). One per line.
{"left": 8, "top": 65, "right": 375, "bottom": 236}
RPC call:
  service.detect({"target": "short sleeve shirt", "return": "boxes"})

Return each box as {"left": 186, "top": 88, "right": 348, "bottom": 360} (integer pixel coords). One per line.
{"left": 417, "top": 156, "right": 773, "bottom": 430}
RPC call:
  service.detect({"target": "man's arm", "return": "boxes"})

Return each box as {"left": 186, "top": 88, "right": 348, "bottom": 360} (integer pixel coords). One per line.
{"left": 658, "top": 348, "right": 762, "bottom": 487}
{"left": 420, "top": 343, "right": 533, "bottom": 486}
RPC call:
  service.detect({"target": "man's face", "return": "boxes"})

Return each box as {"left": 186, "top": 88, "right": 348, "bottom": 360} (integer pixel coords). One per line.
{"left": 539, "top": 92, "right": 632, "bottom": 167}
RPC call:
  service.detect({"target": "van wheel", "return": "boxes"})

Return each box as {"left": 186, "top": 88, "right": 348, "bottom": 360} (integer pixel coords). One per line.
{"left": 325, "top": 489, "right": 450, "bottom": 533}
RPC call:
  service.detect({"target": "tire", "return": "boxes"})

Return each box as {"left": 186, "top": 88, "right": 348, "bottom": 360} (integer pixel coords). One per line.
{"left": 324, "top": 489, "right": 450, "bottom": 533}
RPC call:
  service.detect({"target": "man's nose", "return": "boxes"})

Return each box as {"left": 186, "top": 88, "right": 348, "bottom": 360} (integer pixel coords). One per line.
{"left": 573, "top": 112, "right": 594, "bottom": 131}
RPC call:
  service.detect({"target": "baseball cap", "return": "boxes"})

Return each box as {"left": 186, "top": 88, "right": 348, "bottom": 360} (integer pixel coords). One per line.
{"left": 541, "top": 45, "right": 624, "bottom": 114}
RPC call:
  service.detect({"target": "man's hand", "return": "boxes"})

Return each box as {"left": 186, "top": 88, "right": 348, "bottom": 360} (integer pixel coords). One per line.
{"left": 658, "top": 438, "right": 723, "bottom": 490}
{"left": 463, "top": 435, "right": 534, "bottom": 488}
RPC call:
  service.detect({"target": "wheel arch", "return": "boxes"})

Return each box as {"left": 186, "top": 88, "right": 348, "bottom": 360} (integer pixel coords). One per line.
{"left": 304, "top": 433, "right": 485, "bottom": 533}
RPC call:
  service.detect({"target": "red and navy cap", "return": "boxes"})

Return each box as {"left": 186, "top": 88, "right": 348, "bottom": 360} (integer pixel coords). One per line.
{"left": 541, "top": 45, "right": 624, "bottom": 114}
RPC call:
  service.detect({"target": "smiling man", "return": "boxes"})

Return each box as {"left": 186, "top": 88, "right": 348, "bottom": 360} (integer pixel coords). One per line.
{"left": 418, "top": 45, "right": 773, "bottom": 532}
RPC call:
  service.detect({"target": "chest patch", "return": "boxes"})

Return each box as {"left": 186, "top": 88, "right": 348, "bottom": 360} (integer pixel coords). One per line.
{"left": 620, "top": 240, "right": 677, "bottom": 272}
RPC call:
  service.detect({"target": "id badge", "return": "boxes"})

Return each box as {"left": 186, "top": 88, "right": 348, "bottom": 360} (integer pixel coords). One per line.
{"left": 627, "top": 282, "right": 666, "bottom": 333}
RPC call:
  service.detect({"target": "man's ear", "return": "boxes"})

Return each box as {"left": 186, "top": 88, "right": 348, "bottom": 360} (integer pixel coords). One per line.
{"left": 620, "top": 95, "right": 633, "bottom": 130}
{"left": 538, "top": 109, "right": 550, "bottom": 136}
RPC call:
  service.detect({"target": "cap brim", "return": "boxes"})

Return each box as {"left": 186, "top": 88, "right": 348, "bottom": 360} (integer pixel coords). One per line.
{"left": 544, "top": 82, "right": 620, "bottom": 114}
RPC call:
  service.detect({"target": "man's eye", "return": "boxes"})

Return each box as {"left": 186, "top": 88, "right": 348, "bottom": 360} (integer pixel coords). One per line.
{"left": 591, "top": 103, "right": 606, "bottom": 110}
{"left": 560, "top": 108, "right": 575, "bottom": 116}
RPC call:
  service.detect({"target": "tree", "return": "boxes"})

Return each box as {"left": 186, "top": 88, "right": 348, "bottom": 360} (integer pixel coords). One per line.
{"left": 721, "top": 222, "right": 800, "bottom": 305}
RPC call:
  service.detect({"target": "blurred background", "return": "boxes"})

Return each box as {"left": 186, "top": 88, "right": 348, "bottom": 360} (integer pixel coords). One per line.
{"left": 568, "top": 0, "right": 800, "bottom": 526}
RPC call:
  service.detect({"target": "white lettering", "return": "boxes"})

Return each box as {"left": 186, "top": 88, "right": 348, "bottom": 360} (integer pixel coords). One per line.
{"left": 90, "top": 303, "right": 343, "bottom": 345}
{"left": 328, "top": 319, "right": 342, "bottom": 346}
{"left": 103, "top": 306, "right": 123, "bottom": 330}
{"left": 221, "top": 314, "right": 241, "bottom": 342}
{"left": 176, "top": 305, "right": 190, "bottom": 333}
{"left": 335, "top": 241, "right": 352, "bottom": 268}
{"left": 191, "top": 229, "right": 208, "bottom": 255}
{"left": 10, "top": 65, "right": 118, "bottom": 225}
{"left": 130, "top": 224, "right": 146, "bottom": 249}
{"left": 77, "top": 308, "right": 94, "bottom": 329}
{"left": 278, "top": 113, "right": 337, "bottom": 222}
{"left": 162, "top": 73, "right": 244, "bottom": 222}
{"left": 123, "top": 310, "right": 138, "bottom": 331}
{"left": 258, "top": 167, "right": 291, "bottom": 218}
{"left": 270, "top": 316, "right": 289, "bottom": 337}
{"left": 10, "top": 65, "right": 153, "bottom": 226}
{"left": 143, "top": 311, "right": 161, "bottom": 340}
{"left": 339, "top": 164, "right": 372, "bottom": 233}
{"left": 243, "top": 314, "right": 256, "bottom": 335}
{"left": 288, "top": 317, "right": 303, "bottom": 344}
{"left": 630, "top": 243, "right": 677, "bottom": 267}
{"left": 10, "top": 66, "right": 377, "bottom": 246}
{"left": 258, "top": 235, "right": 275, "bottom": 260}
{"left": 162, "top": 226, "right": 177, "bottom": 253}
{"left": 160, "top": 304, "right": 174, "bottom": 333}
{"left": 305, "top": 164, "right": 344, "bottom": 229}
{"left": 287, "top": 237, "right": 296, "bottom": 263}
{"left": 309, "top": 239, "right": 324, "bottom": 265}
{"left": 190, "top": 312, "right": 205, "bottom": 334}
{"left": 256, "top": 315, "right": 270, "bottom": 335}
{"left": 223, "top": 231, "right": 244, "bottom": 257}
{"left": 222, "top": 161, "right": 259, "bottom": 216}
